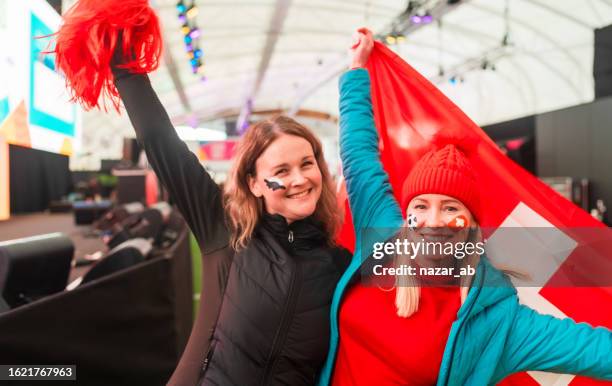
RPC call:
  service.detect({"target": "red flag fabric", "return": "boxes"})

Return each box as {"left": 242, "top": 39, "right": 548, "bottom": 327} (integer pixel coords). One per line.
{"left": 335, "top": 42, "right": 612, "bottom": 385}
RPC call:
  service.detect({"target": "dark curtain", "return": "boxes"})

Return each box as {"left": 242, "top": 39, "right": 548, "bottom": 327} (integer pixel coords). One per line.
{"left": 9, "top": 145, "right": 72, "bottom": 214}
{"left": 594, "top": 24, "right": 612, "bottom": 99}
{"left": 482, "top": 116, "right": 536, "bottom": 175}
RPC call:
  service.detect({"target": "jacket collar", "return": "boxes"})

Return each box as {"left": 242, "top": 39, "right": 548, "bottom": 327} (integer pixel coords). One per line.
{"left": 457, "top": 255, "right": 517, "bottom": 321}
{"left": 259, "top": 212, "right": 327, "bottom": 251}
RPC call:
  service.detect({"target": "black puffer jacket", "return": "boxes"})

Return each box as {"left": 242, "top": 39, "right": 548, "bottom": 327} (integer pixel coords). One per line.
{"left": 114, "top": 71, "right": 351, "bottom": 386}
{"left": 202, "top": 213, "right": 349, "bottom": 385}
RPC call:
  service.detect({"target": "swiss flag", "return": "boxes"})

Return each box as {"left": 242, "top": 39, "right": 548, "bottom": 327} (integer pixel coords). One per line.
{"left": 335, "top": 42, "right": 612, "bottom": 385}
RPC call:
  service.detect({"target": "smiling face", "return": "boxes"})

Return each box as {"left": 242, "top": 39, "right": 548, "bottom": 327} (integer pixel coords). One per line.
{"left": 248, "top": 133, "right": 323, "bottom": 223}
{"left": 405, "top": 193, "right": 475, "bottom": 267}
{"left": 407, "top": 193, "right": 473, "bottom": 230}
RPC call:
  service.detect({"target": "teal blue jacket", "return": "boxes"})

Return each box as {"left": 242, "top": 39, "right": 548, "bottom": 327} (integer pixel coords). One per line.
{"left": 317, "top": 68, "right": 612, "bottom": 386}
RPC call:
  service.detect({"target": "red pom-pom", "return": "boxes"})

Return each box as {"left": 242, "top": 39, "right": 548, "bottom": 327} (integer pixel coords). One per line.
{"left": 52, "top": 0, "right": 163, "bottom": 112}
{"left": 429, "top": 129, "right": 481, "bottom": 158}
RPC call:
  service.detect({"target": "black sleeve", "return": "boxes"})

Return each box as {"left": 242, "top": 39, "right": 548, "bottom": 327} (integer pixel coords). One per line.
{"left": 334, "top": 247, "right": 352, "bottom": 273}
{"left": 113, "top": 71, "right": 230, "bottom": 254}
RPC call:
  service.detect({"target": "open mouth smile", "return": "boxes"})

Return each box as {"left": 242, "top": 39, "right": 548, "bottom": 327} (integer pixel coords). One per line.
{"left": 287, "top": 188, "right": 312, "bottom": 199}
{"left": 418, "top": 233, "right": 453, "bottom": 242}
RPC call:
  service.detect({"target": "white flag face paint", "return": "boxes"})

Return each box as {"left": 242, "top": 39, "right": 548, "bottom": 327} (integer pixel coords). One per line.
{"left": 264, "top": 177, "right": 286, "bottom": 191}
{"left": 406, "top": 213, "right": 418, "bottom": 229}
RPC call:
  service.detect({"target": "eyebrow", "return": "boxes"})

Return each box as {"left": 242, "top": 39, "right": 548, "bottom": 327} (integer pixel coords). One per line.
{"left": 441, "top": 199, "right": 460, "bottom": 205}
{"left": 413, "top": 199, "right": 460, "bottom": 204}
{"left": 271, "top": 162, "right": 289, "bottom": 170}
{"left": 271, "top": 156, "right": 314, "bottom": 170}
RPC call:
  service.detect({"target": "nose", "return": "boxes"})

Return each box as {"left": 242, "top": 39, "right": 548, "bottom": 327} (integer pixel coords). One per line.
{"left": 423, "top": 208, "right": 445, "bottom": 228}
{"left": 289, "top": 169, "right": 307, "bottom": 187}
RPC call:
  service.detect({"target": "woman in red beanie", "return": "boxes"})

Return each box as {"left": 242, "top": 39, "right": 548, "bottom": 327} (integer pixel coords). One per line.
{"left": 316, "top": 28, "right": 612, "bottom": 386}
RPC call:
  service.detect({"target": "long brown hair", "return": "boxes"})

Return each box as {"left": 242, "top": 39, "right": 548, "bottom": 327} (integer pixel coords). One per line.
{"left": 224, "top": 115, "right": 341, "bottom": 250}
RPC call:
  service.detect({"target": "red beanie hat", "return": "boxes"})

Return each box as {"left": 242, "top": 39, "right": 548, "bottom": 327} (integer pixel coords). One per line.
{"left": 401, "top": 144, "right": 481, "bottom": 221}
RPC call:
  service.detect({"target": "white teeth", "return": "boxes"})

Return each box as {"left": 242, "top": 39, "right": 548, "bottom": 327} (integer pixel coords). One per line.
{"left": 288, "top": 189, "right": 310, "bottom": 198}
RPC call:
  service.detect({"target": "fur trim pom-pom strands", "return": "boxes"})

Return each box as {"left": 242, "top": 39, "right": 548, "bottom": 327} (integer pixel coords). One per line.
{"left": 53, "top": 0, "right": 163, "bottom": 112}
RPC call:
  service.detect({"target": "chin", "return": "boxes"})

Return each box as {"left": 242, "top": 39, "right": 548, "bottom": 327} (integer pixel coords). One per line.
{"left": 292, "top": 204, "right": 317, "bottom": 219}
{"left": 287, "top": 204, "right": 317, "bottom": 221}
{"left": 418, "top": 254, "right": 454, "bottom": 267}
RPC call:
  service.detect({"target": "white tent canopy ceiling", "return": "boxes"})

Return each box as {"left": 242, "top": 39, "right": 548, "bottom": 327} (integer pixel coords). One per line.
{"left": 73, "top": 0, "right": 612, "bottom": 169}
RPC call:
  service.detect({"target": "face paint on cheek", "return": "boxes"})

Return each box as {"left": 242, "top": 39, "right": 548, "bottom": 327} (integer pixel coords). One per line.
{"left": 264, "top": 177, "right": 286, "bottom": 191}
{"left": 406, "top": 212, "right": 418, "bottom": 230}
{"left": 447, "top": 214, "right": 469, "bottom": 230}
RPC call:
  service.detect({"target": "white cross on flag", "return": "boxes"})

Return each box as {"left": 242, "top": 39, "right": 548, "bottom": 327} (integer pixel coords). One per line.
{"left": 335, "top": 42, "right": 612, "bottom": 385}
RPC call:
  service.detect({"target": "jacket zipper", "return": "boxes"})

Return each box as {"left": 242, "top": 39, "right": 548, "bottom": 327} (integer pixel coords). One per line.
{"left": 439, "top": 268, "right": 485, "bottom": 385}
{"left": 260, "top": 256, "right": 302, "bottom": 385}
{"left": 288, "top": 230, "right": 294, "bottom": 243}
{"left": 200, "top": 338, "right": 217, "bottom": 378}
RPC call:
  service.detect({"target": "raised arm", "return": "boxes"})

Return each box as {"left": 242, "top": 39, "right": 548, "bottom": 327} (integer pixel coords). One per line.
{"left": 113, "top": 69, "right": 229, "bottom": 254}
{"left": 498, "top": 304, "right": 612, "bottom": 381}
{"left": 339, "top": 29, "right": 403, "bottom": 233}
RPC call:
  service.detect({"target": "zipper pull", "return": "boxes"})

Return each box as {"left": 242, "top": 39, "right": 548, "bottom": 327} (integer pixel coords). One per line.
{"left": 288, "top": 230, "right": 294, "bottom": 243}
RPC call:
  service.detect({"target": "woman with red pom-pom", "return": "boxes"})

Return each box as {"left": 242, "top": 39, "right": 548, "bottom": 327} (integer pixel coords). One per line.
{"left": 54, "top": 2, "right": 351, "bottom": 385}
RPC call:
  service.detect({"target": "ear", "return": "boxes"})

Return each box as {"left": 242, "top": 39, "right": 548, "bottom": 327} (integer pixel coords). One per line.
{"left": 248, "top": 174, "right": 263, "bottom": 197}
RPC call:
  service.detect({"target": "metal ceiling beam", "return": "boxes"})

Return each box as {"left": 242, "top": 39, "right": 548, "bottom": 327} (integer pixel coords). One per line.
{"left": 178, "top": 41, "right": 469, "bottom": 64}
{"left": 429, "top": 45, "right": 512, "bottom": 84}
{"left": 165, "top": 27, "right": 379, "bottom": 43}
{"left": 435, "top": 22, "right": 585, "bottom": 101}
{"left": 172, "top": 106, "right": 339, "bottom": 127}
{"left": 236, "top": 0, "right": 293, "bottom": 131}
{"left": 465, "top": 1, "right": 591, "bottom": 98}
{"left": 288, "top": 0, "right": 468, "bottom": 115}
{"left": 156, "top": 2, "right": 398, "bottom": 17}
